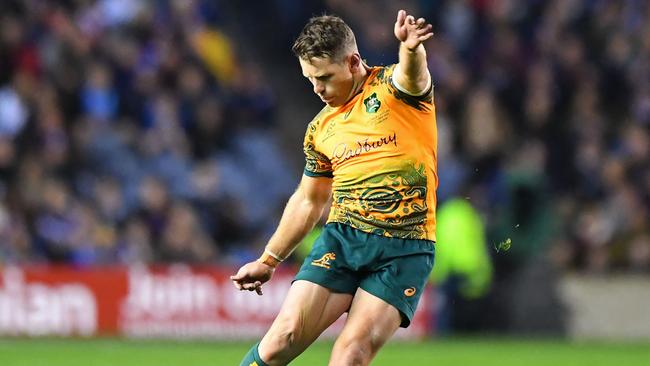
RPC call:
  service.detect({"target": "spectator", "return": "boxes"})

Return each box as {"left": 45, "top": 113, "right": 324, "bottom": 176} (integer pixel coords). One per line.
{"left": 0, "top": 0, "right": 647, "bottom": 277}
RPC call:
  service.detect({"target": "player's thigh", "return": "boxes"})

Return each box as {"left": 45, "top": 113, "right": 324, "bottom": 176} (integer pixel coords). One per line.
{"left": 260, "top": 280, "right": 353, "bottom": 354}
{"left": 329, "top": 288, "right": 401, "bottom": 365}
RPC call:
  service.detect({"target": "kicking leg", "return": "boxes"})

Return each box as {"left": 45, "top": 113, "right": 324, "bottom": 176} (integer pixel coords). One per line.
{"left": 257, "top": 280, "right": 353, "bottom": 365}
{"left": 328, "top": 288, "right": 402, "bottom": 366}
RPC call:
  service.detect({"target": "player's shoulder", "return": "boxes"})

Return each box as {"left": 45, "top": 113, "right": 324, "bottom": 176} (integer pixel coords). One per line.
{"left": 304, "top": 105, "right": 335, "bottom": 143}
{"left": 369, "top": 64, "right": 434, "bottom": 109}
{"left": 306, "top": 105, "right": 335, "bottom": 132}
{"left": 367, "top": 64, "right": 397, "bottom": 87}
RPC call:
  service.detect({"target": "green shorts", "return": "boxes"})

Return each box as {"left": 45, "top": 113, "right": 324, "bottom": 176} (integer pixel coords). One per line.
{"left": 294, "top": 223, "right": 435, "bottom": 327}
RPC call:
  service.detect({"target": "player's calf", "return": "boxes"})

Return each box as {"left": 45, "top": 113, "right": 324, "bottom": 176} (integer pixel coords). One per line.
{"left": 239, "top": 320, "right": 302, "bottom": 366}
{"left": 239, "top": 328, "right": 302, "bottom": 366}
{"left": 239, "top": 342, "right": 268, "bottom": 366}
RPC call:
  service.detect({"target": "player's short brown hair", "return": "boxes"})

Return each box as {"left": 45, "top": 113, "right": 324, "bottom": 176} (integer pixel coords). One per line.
{"left": 292, "top": 15, "right": 357, "bottom": 62}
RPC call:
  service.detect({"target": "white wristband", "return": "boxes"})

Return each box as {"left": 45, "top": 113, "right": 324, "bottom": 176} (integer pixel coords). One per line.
{"left": 265, "top": 249, "right": 284, "bottom": 262}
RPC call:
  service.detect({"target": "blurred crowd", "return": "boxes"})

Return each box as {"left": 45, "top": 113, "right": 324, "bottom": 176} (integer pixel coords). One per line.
{"left": 0, "top": 0, "right": 294, "bottom": 266}
{"left": 0, "top": 0, "right": 649, "bottom": 274}
{"left": 415, "top": 0, "right": 650, "bottom": 274}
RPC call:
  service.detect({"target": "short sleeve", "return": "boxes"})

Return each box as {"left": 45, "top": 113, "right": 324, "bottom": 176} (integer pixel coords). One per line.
{"left": 385, "top": 65, "right": 434, "bottom": 111}
{"left": 303, "top": 122, "right": 333, "bottom": 177}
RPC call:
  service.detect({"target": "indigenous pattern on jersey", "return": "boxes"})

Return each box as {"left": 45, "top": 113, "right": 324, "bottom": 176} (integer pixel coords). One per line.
{"left": 303, "top": 64, "right": 438, "bottom": 241}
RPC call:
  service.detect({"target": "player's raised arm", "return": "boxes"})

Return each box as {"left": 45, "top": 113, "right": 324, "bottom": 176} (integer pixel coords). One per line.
{"left": 393, "top": 9, "right": 433, "bottom": 96}
{"left": 230, "top": 174, "right": 332, "bottom": 295}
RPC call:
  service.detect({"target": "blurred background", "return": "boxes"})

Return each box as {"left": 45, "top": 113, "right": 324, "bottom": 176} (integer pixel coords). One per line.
{"left": 1, "top": 0, "right": 649, "bottom": 345}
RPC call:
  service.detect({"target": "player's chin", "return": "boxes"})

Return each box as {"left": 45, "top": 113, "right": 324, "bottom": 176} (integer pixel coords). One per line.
{"left": 320, "top": 95, "right": 339, "bottom": 106}
{"left": 324, "top": 99, "right": 342, "bottom": 107}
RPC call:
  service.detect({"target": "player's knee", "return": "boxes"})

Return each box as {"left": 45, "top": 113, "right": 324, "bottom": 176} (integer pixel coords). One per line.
{"left": 340, "top": 345, "right": 370, "bottom": 365}
{"left": 334, "top": 336, "right": 374, "bottom": 365}
{"left": 260, "top": 319, "right": 302, "bottom": 362}
{"left": 269, "top": 326, "right": 298, "bottom": 353}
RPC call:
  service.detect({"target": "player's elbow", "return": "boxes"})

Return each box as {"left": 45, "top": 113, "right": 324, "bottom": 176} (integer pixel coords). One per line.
{"left": 297, "top": 179, "right": 332, "bottom": 208}
{"left": 293, "top": 190, "right": 327, "bottom": 216}
{"left": 308, "top": 190, "right": 331, "bottom": 209}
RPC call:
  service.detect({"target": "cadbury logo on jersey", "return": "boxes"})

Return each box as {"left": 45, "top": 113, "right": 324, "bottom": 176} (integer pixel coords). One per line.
{"left": 332, "top": 132, "right": 397, "bottom": 162}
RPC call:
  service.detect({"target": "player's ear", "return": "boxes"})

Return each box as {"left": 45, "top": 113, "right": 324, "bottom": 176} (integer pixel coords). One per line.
{"left": 348, "top": 53, "right": 361, "bottom": 73}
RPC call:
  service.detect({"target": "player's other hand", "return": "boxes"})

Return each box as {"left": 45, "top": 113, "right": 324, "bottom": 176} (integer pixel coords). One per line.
{"left": 394, "top": 9, "right": 433, "bottom": 51}
{"left": 230, "top": 261, "right": 275, "bottom": 296}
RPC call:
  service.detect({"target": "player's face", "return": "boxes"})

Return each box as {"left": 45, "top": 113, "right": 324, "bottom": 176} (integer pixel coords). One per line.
{"left": 300, "top": 56, "right": 357, "bottom": 107}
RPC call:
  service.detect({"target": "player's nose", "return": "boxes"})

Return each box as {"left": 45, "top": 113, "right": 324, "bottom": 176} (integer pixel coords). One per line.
{"left": 313, "top": 82, "right": 325, "bottom": 95}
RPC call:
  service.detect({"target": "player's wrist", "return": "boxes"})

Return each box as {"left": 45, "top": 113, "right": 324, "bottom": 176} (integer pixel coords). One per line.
{"left": 257, "top": 249, "right": 284, "bottom": 268}
{"left": 402, "top": 42, "right": 422, "bottom": 53}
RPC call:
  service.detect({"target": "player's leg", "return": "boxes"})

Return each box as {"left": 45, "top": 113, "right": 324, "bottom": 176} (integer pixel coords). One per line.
{"left": 240, "top": 280, "right": 353, "bottom": 366}
{"left": 328, "top": 288, "right": 401, "bottom": 366}
{"left": 328, "top": 230, "right": 435, "bottom": 365}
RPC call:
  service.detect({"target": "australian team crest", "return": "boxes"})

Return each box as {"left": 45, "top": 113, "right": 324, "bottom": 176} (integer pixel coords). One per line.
{"left": 364, "top": 92, "right": 381, "bottom": 113}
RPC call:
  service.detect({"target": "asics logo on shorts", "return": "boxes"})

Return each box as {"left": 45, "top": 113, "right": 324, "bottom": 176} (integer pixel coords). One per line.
{"left": 404, "top": 287, "right": 417, "bottom": 297}
{"left": 311, "top": 252, "right": 336, "bottom": 269}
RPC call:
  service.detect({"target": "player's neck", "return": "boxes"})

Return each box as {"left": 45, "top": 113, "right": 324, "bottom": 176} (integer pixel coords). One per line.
{"left": 345, "top": 64, "right": 370, "bottom": 104}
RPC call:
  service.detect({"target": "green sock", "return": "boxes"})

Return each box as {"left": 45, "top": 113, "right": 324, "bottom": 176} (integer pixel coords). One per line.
{"left": 239, "top": 342, "right": 269, "bottom": 366}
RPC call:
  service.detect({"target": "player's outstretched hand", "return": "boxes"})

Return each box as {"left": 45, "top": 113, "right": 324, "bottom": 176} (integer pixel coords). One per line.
{"left": 394, "top": 9, "right": 433, "bottom": 51}
{"left": 230, "top": 261, "right": 275, "bottom": 296}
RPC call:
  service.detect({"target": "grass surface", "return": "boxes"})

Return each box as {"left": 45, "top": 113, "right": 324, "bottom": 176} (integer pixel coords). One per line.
{"left": 1, "top": 338, "right": 649, "bottom": 366}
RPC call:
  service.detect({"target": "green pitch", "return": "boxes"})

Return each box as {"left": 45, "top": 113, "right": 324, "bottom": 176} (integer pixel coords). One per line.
{"left": 1, "top": 338, "right": 648, "bottom": 366}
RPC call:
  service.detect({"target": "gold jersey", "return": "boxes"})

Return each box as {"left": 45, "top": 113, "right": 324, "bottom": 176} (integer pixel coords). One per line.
{"left": 303, "top": 64, "right": 438, "bottom": 241}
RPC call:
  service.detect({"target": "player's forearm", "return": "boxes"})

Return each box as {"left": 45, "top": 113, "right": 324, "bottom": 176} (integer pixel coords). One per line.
{"left": 397, "top": 43, "right": 430, "bottom": 93}
{"left": 264, "top": 189, "right": 326, "bottom": 261}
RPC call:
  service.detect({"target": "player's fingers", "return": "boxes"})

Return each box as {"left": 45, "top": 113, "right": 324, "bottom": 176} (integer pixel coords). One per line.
{"left": 232, "top": 280, "right": 243, "bottom": 290}
{"left": 415, "top": 24, "right": 433, "bottom": 36}
{"left": 230, "top": 273, "right": 244, "bottom": 281}
{"left": 418, "top": 31, "right": 434, "bottom": 41}
{"left": 406, "top": 15, "right": 415, "bottom": 25}
{"left": 396, "top": 9, "right": 406, "bottom": 26}
{"left": 255, "top": 286, "right": 263, "bottom": 296}
{"left": 242, "top": 281, "right": 262, "bottom": 291}
{"left": 416, "top": 18, "right": 426, "bottom": 27}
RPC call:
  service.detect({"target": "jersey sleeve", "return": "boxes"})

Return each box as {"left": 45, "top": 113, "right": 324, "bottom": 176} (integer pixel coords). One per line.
{"left": 303, "top": 121, "right": 333, "bottom": 178}
{"left": 385, "top": 64, "right": 434, "bottom": 111}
